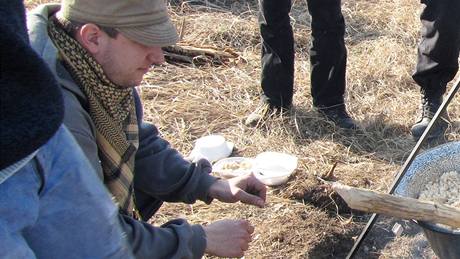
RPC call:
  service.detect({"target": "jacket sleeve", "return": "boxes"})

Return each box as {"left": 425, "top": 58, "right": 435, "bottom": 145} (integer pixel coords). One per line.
{"left": 119, "top": 214, "right": 206, "bottom": 259}
{"left": 135, "top": 121, "right": 217, "bottom": 200}
{"left": 133, "top": 91, "right": 218, "bottom": 208}
{"left": 61, "top": 91, "right": 210, "bottom": 258}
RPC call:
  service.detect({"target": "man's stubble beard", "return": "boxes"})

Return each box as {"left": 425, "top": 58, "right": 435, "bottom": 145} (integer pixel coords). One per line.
{"left": 98, "top": 50, "right": 138, "bottom": 89}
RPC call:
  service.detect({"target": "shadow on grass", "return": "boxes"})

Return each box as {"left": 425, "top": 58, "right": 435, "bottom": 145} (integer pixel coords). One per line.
{"left": 303, "top": 224, "right": 362, "bottom": 259}
{"left": 268, "top": 106, "right": 414, "bottom": 164}
{"left": 283, "top": 106, "right": 451, "bottom": 164}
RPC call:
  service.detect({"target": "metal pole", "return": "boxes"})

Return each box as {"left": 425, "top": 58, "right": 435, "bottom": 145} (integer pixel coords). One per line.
{"left": 346, "top": 78, "right": 460, "bottom": 258}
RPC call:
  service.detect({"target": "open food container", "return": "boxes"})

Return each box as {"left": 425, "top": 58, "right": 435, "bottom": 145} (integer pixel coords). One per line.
{"left": 253, "top": 152, "right": 298, "bottom": 186}
{"left": 213, "top": 152, "right": 298, "bottom": 186}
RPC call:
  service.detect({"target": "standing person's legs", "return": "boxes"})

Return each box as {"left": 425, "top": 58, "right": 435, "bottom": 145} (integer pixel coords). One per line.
{"left": 0, "top": 126, "right": 133, "bottom": 259}
{"left": 308, "top": 0, "right": 346, "bottom": 108}
{"left": 259, "top": 0, "right": 295, "bottom": 108}
{"left": 246, "top": 0, "right": 294, "bottom": 126}
{"left": 411, "top": 0, "right": 460, "bottom": 139}
{"left": 307, "top": 0, "right": 356, "bottom": 129}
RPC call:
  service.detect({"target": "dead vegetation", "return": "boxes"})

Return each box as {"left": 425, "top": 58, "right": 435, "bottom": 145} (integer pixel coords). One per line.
{"left": 25, "top": 0, "right": 460, "bottom": 258}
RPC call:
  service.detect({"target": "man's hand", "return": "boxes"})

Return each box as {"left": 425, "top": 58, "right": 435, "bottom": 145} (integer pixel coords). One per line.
{"left": 204, "top": 219, "right": 254, "bottom": 258}
{"left": 208, "top": 173, "right": 266, "bottom": 208}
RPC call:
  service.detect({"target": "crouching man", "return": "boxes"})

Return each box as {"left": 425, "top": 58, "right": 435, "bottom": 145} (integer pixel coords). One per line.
{"left": 27, "top": 0, "right": 267, "bottom": 258}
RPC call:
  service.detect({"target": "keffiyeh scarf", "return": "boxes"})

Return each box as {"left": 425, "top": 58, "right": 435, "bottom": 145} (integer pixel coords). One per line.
{"left": 48, "top": 17, "right": 139, "bottom": 216}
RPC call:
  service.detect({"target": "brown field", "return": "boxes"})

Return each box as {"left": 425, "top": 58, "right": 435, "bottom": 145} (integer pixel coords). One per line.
{"left": 26, "top": 0, "right": 460, "bottom": 258}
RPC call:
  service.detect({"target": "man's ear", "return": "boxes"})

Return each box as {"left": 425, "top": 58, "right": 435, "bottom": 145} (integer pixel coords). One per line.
{"left": 76, "top": 24, "right": 106, "bottom": 54}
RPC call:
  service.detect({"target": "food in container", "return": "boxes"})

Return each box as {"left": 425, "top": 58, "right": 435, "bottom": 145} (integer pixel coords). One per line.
{"left": 418, "top": 170, "right": 460, "bottom": 209}
{"left": 213, "top": 157, "right": 253, "bottom": 179}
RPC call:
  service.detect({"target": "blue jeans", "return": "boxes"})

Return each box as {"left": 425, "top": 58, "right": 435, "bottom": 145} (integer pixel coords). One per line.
{"left": 0, "top": 126, "right": 134, "bottom": 259}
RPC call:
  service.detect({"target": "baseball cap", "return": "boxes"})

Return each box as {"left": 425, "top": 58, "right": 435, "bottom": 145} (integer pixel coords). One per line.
{"left": 58, "top": 0, "right": 179, "bottom": 47}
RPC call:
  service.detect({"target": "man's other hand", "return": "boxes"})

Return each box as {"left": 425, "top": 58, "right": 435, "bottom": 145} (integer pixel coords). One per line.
{"left": 204, "top": 219, "right": 254, "bottom": 258}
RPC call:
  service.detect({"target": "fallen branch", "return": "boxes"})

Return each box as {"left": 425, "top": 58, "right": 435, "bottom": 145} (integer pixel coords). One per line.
{"left": 163, "top": 51, "right": 193, "bottom": 63}
{"left": 163, "top": 44, "right": 241, "bottom": 65}
{"left": 332, "top": 182, "right": 460, "bottom": 228}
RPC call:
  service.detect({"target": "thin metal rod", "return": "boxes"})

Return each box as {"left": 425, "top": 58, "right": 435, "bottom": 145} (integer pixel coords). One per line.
{"left": 346, "top": 78, "right": 460, "bottom": 259}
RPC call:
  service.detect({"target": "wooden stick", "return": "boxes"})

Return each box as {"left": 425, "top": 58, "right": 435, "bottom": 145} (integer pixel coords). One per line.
{"left": 321, "top": 161, "right": 338, "bottom": 180}
{"left": 163, "top": 51, "right": 193, "bottom": 63}
{"left": 163, "top": 45, "right": 238, "bottom": 59}
{"left": 178, "top": 18, "right": 186, "bottom": 42}
{"left": 332, "top": 182, "right": 460, "bottom": 228}
{"left": 162, "top": 44, "right": 240, "bottom": 65}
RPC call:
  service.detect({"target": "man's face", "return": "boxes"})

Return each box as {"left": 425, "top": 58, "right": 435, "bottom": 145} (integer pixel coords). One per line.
{"left": 95, "top": 31, "right": 165, "bottom": 88}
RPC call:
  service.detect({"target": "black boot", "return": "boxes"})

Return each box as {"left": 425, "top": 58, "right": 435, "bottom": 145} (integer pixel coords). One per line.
{"left": 316, "top": 104, "right": 358, "bottom": 130}
{"left": 410, "top": 96, "right": 449, "bottom": 140}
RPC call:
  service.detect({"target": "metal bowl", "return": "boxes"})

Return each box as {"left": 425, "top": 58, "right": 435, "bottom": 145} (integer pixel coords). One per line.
{"left": 395, "top": 141, "right": 460, "bottom": 259}
{"left": 395, "top": 141, "right": 460, "bottom": 198}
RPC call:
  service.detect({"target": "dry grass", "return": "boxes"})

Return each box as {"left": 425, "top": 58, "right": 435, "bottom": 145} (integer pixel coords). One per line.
{"left": 26, "top": 0, "right": 460, "bottom": 258}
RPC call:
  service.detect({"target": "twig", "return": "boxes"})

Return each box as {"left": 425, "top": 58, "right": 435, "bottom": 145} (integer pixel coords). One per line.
{"left": 179, "top": 18, "right": 186, "bottom": 41}
{"left": 321, "top": 161, "right": 338, "bottom": 180}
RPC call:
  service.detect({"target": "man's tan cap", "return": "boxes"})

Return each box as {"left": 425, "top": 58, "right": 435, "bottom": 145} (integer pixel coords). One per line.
{"left": 59, "top": 0, "right": 178, "bottom": 47}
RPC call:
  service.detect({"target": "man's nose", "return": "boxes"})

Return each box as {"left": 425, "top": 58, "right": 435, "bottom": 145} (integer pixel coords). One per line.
{"left": 147, "top": 46, "right": 165, "bottom": 65}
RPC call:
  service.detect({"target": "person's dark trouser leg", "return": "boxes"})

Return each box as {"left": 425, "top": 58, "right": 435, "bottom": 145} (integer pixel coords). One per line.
{"left": 412, "top": 0, "right": 460, "bottom": 99}
{"left": 308, "top": 0, "right": 347, "bottom": 108}
{"left": 410, "top": 0, "right": 460, "bottom": 139}
{"left": 259, "top": 0, "right": 294, "bottom": 108}
{"left": 307, "top": 0, "right": 356, "bottom": 129}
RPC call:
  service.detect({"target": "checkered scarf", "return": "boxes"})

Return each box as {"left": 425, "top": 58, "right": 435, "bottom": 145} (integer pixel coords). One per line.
{"left": 48, "top": 17, "right": 139, "bottom": 216}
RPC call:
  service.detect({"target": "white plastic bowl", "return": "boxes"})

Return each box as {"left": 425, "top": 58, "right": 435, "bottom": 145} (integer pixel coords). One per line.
{"left": 253, "top": 152, "right": 298, "bottom": 186}
{"left": 189, "top": 135, "right": 233, "bottom": 162}
{"left": 212, "top": 157, "right": 253, "bottom": 179}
